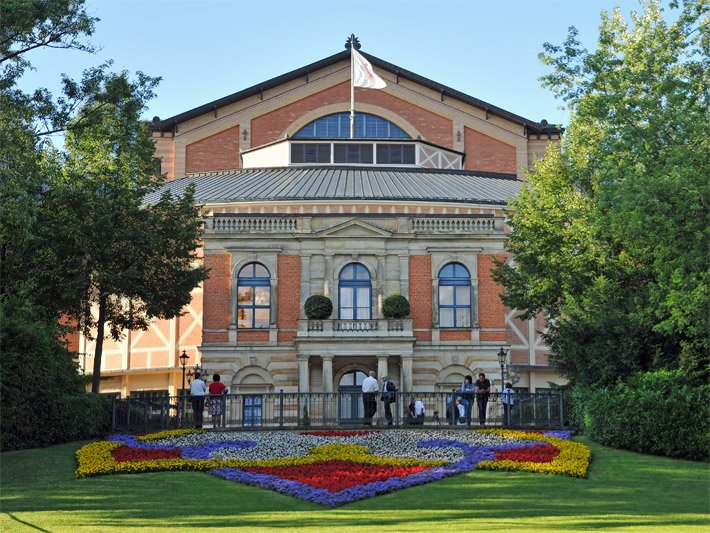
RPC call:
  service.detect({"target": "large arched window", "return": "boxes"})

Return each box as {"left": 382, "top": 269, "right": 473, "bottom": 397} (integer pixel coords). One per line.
{"left": 338, "top": 263, "right": 372, "bottom": 320}
{"left": 237, "top": 262, "right": 270, "bottom": 328}
{"left": 439, "top": 263, "right": 471, "bottom": 328}
{"left": 293, "top": 112, "right": 410, "bottom": 139}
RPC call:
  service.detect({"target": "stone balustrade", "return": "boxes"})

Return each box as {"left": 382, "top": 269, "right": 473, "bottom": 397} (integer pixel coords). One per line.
{"left": 297, "top": 319, "right": 413, "bottom": 338}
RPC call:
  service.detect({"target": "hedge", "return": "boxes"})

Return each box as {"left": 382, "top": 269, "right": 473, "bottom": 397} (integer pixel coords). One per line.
{"left": 571, "top": 370, "right": 709, "bottom": 461}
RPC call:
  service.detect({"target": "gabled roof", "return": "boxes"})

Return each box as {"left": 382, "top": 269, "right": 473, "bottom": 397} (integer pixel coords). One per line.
{"left": 143, "top": 166, "right": 522, "bottom": 206}
{"left": 152, "top": 50, "right": 562, "bottom": 136}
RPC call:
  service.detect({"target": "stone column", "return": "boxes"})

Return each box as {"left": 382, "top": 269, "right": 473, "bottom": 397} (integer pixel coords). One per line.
{"left": 300, "top": 255, "right": 311, "bottom": 319}
{"left": 324, "top": 255, "right": 333, "bottom": 297}
{"left": 298, "top": 356, "right": 310, "bottom": 393}
{"left": 377, "top": 355, "right": 389, "bottom": 381}
{"left": 398, "top": 254, "right": 409, "bottom": 298}
{"left": 401, "top": 355, "right": 413, "bottom": 392}
{"left": 376, "top": 255, "right": 386, "bottom": 318}
{"left": 322, "top": 355, "right": 334, "bottom": 392}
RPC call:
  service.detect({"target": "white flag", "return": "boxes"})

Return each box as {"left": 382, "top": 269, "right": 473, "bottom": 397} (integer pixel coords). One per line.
{"left": 352, "top": 49, "right": 386, "bottom": 89}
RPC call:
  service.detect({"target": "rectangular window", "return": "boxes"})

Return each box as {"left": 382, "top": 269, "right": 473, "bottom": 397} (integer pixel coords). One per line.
{"left": 291, "top": 143, "right": 331, "bottom": 163}
{"left": 334, "top": 143, "right": 373, "bottom": 164}
{"left": 439, "top": 285, "right": 454, "bottom": 305}
{"left": 237, "top": 307, "right": 251, "bottom": 328}
{"left": 456, "top": 285, "right": 470, "bottom": 305}
{"left": 440, "top": 308, "right": 454, "bottom": 328}
{"left": 376, "top": 144, "right": 415, "bottom": 165}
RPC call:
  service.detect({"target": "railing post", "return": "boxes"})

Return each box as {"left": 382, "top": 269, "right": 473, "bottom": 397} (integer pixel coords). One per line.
{"left": 559, "top": 393, "right": 564, "bottom": 427}
{"left": 144, "top": 398, "right": 149, "bottom": 433}
{"left": 279, "top": 389, "right": 284, "bottom": 428}
{"left": 111, "top": 397, "right": 117, "bottom": 432}
{"left": 547, "top": 392, "right": 552, "bottom": 428}
{"left": 126, "top": 398, "right": 131, "bottom": 432}
{"left": 450, "top": 389, "right": 456, "bottom": 426}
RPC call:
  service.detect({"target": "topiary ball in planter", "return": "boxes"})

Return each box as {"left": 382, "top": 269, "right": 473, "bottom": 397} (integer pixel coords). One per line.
{"left": 304, "top": 294, "right": 333, "bottom": 319}
{"left": 382, "top": 294, "right": 410, "bottom": 319}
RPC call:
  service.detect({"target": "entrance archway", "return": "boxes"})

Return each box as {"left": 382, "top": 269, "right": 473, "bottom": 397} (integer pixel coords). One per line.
{"left": 338, "top": 370, "right": 367, "bottom": 424}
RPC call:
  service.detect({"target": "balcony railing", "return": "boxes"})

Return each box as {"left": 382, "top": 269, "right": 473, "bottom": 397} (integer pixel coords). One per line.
{"left": 297, "top": 319, "right": 413, "bottom": 337}
{"left": 111, "top": 390, "right": 566, "bottom": 433}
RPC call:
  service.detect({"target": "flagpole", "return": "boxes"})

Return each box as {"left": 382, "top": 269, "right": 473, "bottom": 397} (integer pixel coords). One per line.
{"left": 349, "top": 38, "right": 355, "bottom": 139}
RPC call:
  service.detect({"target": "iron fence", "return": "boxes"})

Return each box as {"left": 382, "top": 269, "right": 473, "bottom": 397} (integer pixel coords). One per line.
{"left": 111, "top": 390, "right": 565, "bottom": 433}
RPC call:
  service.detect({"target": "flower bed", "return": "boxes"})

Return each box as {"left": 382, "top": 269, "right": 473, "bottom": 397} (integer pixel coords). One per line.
{"left": 76, "top": 429, "right": 590, "bottom": 506}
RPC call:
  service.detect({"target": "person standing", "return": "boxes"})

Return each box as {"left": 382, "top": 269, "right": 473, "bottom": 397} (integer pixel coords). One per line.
{"left": 501, "top": 381, "right": 515, "bottom": 426}
{"left": 474, "top": 372, "right": 491, "bottom": 426}
{"left": 361, "top": 370, "right": 378, "bottom": 425}
{"left": 380, "top": 376, "right": 397, "bottom": 426}
{"left": 413, "top": 398, "right": 425, "bottom": 424}
{"left": 459, "top": 375, "right": 475, "bottom": 425}
{"left": 208, "top": 373, "right": 228, "bottom": 428}
{"left": 190, "top": 372, "right": 207, "bottom": 429}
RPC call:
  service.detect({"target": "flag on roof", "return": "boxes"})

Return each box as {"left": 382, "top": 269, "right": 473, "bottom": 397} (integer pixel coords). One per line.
{"left": 352, "top": 49, "right": 386, "bottom": 89}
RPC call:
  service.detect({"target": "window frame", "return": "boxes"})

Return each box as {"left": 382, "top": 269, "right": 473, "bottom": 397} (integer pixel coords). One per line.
{"left": 293, "top": 112, "right": 410, "bottom": 139}
{"left": 338, "top": 263, "right": 372, "bottom": 320}
{"left": 438, "top": 262, "right": 472, "bottom": 328}
{"left": 236, "top": 262, "right": 271, "bottom": 329}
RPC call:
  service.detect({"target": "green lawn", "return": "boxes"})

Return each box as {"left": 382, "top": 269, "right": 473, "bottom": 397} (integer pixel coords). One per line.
{"left": 1, "top": 437, "right": 708, "bottom": 532}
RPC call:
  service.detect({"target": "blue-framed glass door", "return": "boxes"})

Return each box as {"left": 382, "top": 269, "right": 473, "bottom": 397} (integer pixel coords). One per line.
{"left": 243, "top": 395, "right": 262, "bottom": 427}
{"left": 338, "top": 370, "right": 367, "bottom": 424}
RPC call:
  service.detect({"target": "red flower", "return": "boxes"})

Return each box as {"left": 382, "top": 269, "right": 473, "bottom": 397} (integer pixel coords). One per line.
{"left": 243, "top": 461, "right": 429, "bottom": 492}
{"left": 111, "top": 445, "right": 181, "bottom": 463}
{"left": 495, "top": 444, "right": 560, "bottom": 463}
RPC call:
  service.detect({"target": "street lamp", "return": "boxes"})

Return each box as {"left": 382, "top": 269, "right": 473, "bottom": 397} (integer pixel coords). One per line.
{"left": 179, "top": 350, "right": 189, "bottom": 428}
{"left": 497, "top": 347, "right": 509, "bottom": 391}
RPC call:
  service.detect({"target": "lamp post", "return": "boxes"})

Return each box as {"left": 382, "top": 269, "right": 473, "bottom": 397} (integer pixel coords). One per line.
{"left": 497, "top": 347, "right": 509, "bottom": 391}
{"left": 179, "top": 350, "right": 189, "bottom": 428}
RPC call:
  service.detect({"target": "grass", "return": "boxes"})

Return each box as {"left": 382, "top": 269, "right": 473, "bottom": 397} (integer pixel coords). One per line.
{"left": 1, "top": 437, "right": 708, "bottom": 532}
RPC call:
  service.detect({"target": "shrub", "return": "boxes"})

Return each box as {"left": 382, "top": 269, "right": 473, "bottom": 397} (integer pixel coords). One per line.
{"left": 572, "top": 370, "right": 709, "bottom": 461}
{"left": 0, "top": 295, "right": 112, "bottom": 451}
{"left": 382, "top": 294, "right": 410, "bottom": 319}
{"left": 304, "top": 295, "right": 332, "bottom": 319}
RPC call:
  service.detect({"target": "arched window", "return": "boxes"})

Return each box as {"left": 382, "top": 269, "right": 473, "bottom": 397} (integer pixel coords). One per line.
{"left": 338, "top": 263, "right": 371, "bottom": 320}
{"left": 293, "top": 112, "right": 410, "bottom": 139}
{"left": 237, "top": 262, "right": 270, "bottom": 329}
{"left": 439, "top": 263, "right": 471, "bottom": 328}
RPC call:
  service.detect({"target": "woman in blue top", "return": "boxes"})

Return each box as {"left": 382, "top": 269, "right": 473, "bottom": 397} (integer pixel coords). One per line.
{"left": 459, "top": 375, "right": 474, "bottom": 425}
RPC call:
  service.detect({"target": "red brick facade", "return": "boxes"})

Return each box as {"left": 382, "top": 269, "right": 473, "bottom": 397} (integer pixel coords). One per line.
{"left": 277, "top": 254, "right": 301, "bottom": 342}
{"left": 203, "top": 254, "right": 230, "bottom": 343}
{"left": 251, "top": 82, "right": 452, "bottom": 148}
{"left": 185, "top": 125, "right": 240, "bottom": 174}
{"left": 478, "top": 254, "right": 506, "bottom": 331}
{"left": 409, "top": 255, "right": 433, "bottom": 341}
{"left": 440, "top": 330, "right": 471, "bottom": 341}
{"left": 464, "top": 127, "right": 517, "bottom": 174}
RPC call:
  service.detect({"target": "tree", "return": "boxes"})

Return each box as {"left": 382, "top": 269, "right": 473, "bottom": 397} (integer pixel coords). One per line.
{"left": 39, "top": 72, "right": 208, "bottom": 393}
{"left": 494, "top": 0, "right": 709, "bottom": 386}
{"left": 0, "top": 0, "right": 108, "bottom": 450}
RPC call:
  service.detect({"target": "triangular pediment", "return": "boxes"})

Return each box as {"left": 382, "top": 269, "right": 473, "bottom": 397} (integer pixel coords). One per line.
{"left": 318, "top": 219, "right": 392, "bottom": 238}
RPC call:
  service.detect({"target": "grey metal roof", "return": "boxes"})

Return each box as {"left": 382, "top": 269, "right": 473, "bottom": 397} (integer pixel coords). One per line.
{"left": 145, "top": 167, "right": 522, "bottom": 206}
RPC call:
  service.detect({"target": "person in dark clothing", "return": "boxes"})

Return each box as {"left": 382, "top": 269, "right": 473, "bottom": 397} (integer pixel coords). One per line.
{"left": 381, "top": 376, "right": 397, "bottom": 425}
{"left": 474, "top": 373, "right": 491, "bottom": 426}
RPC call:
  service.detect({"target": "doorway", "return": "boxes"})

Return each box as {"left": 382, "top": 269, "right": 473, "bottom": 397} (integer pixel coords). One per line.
{"left": 338, "top": 370, "right": 367, "bottom": 424}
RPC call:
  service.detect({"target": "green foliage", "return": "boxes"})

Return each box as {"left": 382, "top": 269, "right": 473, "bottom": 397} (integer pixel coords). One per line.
{"left": 572, "top": 371, "right": 709, "bottom": 461}
{"left": 0, "top": 293, "right": 109, "bottom": 451}
{"left": 382, "top": 294, "right": 411, "bottom": 318}
{"left": 37, "top": 71, "right": 208, "bottom": 393}
{"left": 495, "top": 0, "right": 709, "bottom": 387}
{"left": 304, "top": 294, "right": 333, "bottom": 319}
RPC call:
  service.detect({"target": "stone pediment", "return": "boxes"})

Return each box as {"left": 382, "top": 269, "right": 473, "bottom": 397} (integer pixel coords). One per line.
{"left": 317, "top": 219, "right": 392, "bottom": 238}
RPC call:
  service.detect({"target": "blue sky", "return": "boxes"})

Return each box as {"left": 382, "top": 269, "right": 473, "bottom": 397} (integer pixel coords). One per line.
{"left": 18, "top": 0, "right": 650, "bottom": 129}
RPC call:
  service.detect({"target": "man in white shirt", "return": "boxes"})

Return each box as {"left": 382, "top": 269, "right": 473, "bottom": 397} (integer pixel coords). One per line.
{"left": 414, "top": 399, "right": 425, "bottom": 417}
{"left": 190, "top": 372, "right": 207, "bottom": 428}
{"left": 361, "top": 371, "right": 378, "bottom": 425}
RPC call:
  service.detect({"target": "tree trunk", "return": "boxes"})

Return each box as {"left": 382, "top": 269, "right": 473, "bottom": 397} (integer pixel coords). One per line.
{"left": 91, "top": 293, "right": 107, "bottom": 394}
